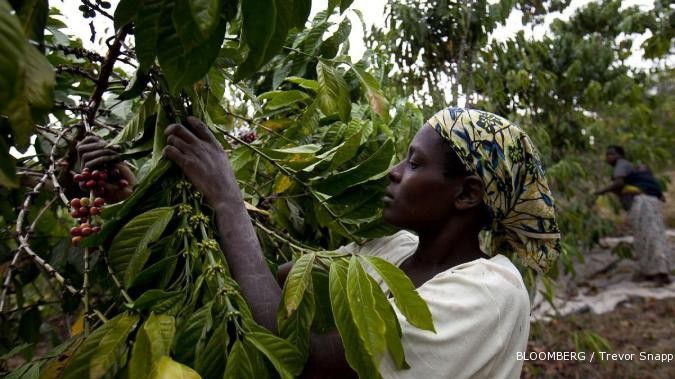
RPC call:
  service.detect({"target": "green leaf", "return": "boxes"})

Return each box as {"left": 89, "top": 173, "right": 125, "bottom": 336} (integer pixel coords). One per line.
{"left": 133, "top": 290, "right": 184, "bottom": 315}
{"left": 327, "top": 126, "right": 362, "bottom": 170}
{"left": 0, "top": 137, "right": 18, "bottom": 188}
{"left": 157, "top": 2, "right": 226, "bottom": 92}
{"left": 114, "top": 0, "right": 137, "bottom": 31}
{"left": 112, "top": 94, "right": 157, "bottom": 144}
{"left": 316, "top": 61, "right": 351, "bottom": 121}
{"left": 3, "top": 40, "right": 54, "bottom": 150}
{"left": 312, "top": 139, "right": 394, "bottom": 197}
{"left": 259, "top": 90, "right": 310, "bottom": 110}
{"left": 129, "top": 253, "right": 178, "bottom": 289}
{"left": 187, "top": 0, "right": 222, "bottom": 38}
{"left": 223, "top": 340, "right": 254, "bottom": 379}
{"left": 62, "top": 314, "right": 139, "bottom": 379}
{"left": 13, "top": 0, "right": 48, "bottom": 46}
{"left": 320, "top": 17, "right": 351, "bottom": 59}
{"left": 362, "top": 256, "right": 435, "bottom": 332}
{"left": 194, "top": 323, "right": 228, "bottom": 379}
{"left": 21, "top": 43, "right": 53, "bottom": 110}
{"left": 277, "top": 281, "right": 315, "bottom": 363}
{"left": 270, "top": 144, "right": 322, "bottom": 155}
{"left": 0, "top": 0, "right": 25, "bottom": 110}
{"left": 277, "top": 253, "right": 316, "bottom": 361}
{"left": 366, "top": 272, "right": 408, "bottom": 369}
{"left": 135, "top": 0, "right": 164, "bottom": 71}
{"left": 280, "top": 253, "right": 315, "bottom": 316}
{"left": 129, "top": 313, "right": 176, "bottom": 379}
{"left": 340, "top": 0, "right": 354, "bottom": 13}
{"left": 108, "top": 206, "right": 175, "bottom": 287}
{"left": 149, "top": 356, "right": 201, "bottom": 379}
{"left": 346, "top": 256, "right": 387, "bottom": 361}
{"left": 151, "top": 106, "right": 168, "bottom": 166}
{"left": 260, "top": 0, "right": 292, "bottom": 64}
{"left": 285, "top": 76, "right": 319, "bottom": 91}
{"left": 174, "top": 304, "right": 213, "bottom": 364}
{"left": 291, "top": 0, "right": 311, "bottom": 29}
{"left": 329, "top": 259, "right": 380, "bottom": 379}
{"left": 351, "top": 65, "right": 390, "bottom": 122}
{"left": 118, "top": 69, "right": 151, "bottom": 100}
{"left": 234, "top": 0, "right": 276, "bottom": 81}
{"left": 245, "top": 330, "right": 304, "bottom": 379}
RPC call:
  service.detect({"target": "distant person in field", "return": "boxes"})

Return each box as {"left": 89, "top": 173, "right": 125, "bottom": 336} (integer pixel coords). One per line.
{"left": 594, "top": 145, "right": 671, "bottom": 285}
{"left": 79, "top": 108, "right": 561, "bottom": 378}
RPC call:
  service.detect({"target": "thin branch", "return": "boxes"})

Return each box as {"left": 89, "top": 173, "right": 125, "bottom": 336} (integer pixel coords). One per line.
{"left": 86, "top": 25, "right": 130, "bottom": 127}
{"left": 0, "top": 126, "right": 78, "bottom": 312}
{"left": 102, "top": 254, "right": 133, "bottom": 304}
{"left": 56, "top": 65, "right": 98, "bottom": 83}
{"left": 252, "top": 218, "right": 318, "bottom": 254}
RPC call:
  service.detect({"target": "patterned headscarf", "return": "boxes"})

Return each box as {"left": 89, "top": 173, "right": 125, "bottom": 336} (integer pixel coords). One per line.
{"left": 426, "top": 107, "right": 561, "bottom": 272}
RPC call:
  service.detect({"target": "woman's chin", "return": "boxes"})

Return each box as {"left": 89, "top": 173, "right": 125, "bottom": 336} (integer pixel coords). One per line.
{"left": 382, "top": 208, "right": 401, "bottom": 227}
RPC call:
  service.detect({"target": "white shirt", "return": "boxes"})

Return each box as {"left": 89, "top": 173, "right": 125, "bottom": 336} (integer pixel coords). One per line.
{"left": 337, "top": 230, "right": 530, "bottom": 379}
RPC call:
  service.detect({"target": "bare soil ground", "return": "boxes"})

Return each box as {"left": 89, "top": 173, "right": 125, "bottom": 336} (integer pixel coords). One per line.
{"left": 524, "top": 297, "right": 675, "bottom": 378}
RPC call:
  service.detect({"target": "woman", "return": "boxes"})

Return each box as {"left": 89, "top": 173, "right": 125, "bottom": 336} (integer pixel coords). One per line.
{"left": 78, "top": 108, "right": 561, "bottom": 378}
{"left": 595, "top": 145, "right": 671, "bottom": 285}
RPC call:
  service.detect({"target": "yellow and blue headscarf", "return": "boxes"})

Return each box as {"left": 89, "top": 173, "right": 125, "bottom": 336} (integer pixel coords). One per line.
{"left": 426, "top": 108, "right": 561, "bottom": 272}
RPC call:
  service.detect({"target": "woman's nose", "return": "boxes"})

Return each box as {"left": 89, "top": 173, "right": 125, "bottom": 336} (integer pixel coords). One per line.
{"left": 388, "top": 161, "right": 403, "bottom": 183}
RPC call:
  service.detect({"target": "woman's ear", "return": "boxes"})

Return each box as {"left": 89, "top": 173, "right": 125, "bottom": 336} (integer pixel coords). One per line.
{"left": 454, "top": 175, "right": 484, "bottom": 210}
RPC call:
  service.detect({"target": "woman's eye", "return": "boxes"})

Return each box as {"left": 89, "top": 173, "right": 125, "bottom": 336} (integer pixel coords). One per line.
{"left": 408, "top": 160, "right": 419, "bottom": 169}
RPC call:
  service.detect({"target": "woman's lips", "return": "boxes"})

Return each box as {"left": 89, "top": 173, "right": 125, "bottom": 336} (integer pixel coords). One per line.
{"left": 382, "top": 191, "right": 394, "bottom": 204}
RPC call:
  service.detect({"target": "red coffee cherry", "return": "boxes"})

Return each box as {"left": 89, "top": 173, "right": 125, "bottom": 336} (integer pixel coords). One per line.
{"left": 70, "top": 198, "right": 81, "bottom": 208}
{"left": 70, "top": 227, "right": 81, "bottom": 236}
{"left": 93, "top": 197, "right": 105, "bottom": 207}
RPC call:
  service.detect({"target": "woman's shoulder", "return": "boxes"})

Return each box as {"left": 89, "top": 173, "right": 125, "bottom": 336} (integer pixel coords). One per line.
{"left": 422, "top": 254, "right": 530, "bottom": 314}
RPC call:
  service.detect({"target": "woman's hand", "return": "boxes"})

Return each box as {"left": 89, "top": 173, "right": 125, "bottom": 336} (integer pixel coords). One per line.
{"left": 162, "top": 116, "right": 238, "bottom": 207}
{"left": 76, "top": 135, "right": 135, "bottom": 203}
{"left": 77, "top": 135, "right": 121, "bottom": 169}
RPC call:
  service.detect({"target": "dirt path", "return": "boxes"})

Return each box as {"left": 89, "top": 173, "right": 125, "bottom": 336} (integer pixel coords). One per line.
{"left": 525, "top": 230, "right": 675, "bottom": 378}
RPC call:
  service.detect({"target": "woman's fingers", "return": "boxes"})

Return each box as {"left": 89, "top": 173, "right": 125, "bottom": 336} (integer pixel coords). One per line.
{"left": 162, "top": 145, "right": 190, "bottom": 170}
{"left": 86, "top": 154, "right": 120, "bottom": 168}
{"left": 166, "top": 135, "right": 193, "bottom": 154}
{"left": 82, "top": 148, "right": 120, "bottom": 168}
{"left": 77, "top": 141, "right": 107, "bottom": 157}
{"left": 165, "top": 123, "right": 199, "bottom": 145}
{"left": 186, "top": 116, "right": 217, "bottom": 143}
{"left": 78, "top": 135, "right": 101, "bottom": 146}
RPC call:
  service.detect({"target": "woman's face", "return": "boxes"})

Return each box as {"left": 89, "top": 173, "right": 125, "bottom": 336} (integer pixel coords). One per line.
{"left": 383, "top": 125, "right": 461, "bottom": 231}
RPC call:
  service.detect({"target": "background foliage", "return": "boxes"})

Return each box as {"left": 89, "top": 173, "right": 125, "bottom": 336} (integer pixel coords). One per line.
{"left": 0, "top": 0, "right": 673, "bottom": 377}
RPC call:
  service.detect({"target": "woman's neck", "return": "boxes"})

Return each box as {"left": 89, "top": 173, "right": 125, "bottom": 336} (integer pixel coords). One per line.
{"left": 410, "top": 219, "right": 487, "bottom": 270}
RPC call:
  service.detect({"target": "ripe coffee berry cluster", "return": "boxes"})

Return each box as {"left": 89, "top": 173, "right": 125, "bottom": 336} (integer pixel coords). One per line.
{"left": 69, "top": 197, "right": 104, "bottom": 246}
{"left": 73, "top": 167, "right": 128, "bottom": 196}
{"left": 240, "top": 131, "right": 257, "bottom": 143}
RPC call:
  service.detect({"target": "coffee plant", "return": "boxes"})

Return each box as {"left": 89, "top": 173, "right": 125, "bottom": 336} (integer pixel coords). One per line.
{"left": 0, "top": 0, "right": 435, "bottom": 378}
